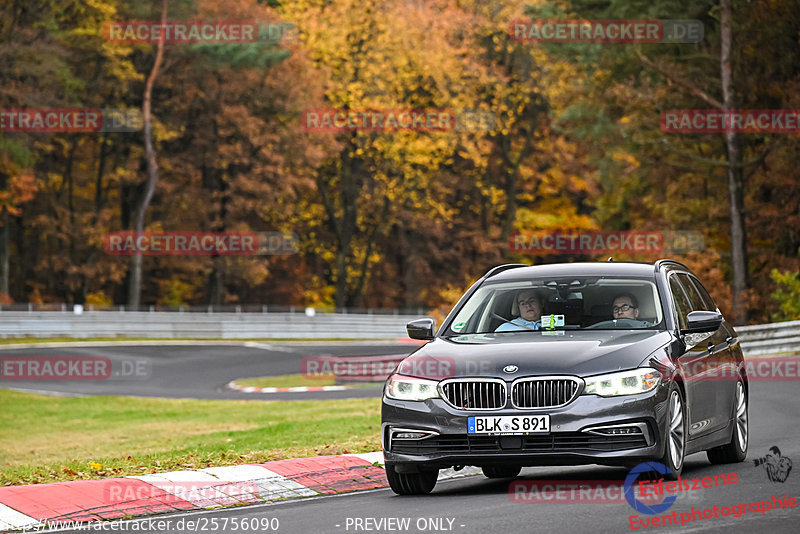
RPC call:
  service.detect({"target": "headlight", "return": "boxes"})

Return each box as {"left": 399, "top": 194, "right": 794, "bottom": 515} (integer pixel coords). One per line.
{"left": 583, "top": 368, "right": 661, "bottom": 397}
{"left": 384, "top": 374, "right": 440, "bottom": 401}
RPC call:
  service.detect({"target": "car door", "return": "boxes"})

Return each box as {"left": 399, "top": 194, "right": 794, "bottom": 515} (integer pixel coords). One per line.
{"left": 682, "top": 274, "right": 738, "bottom": 431}
{"left": 668, "top": 273, "right": 717, "bottom": 439}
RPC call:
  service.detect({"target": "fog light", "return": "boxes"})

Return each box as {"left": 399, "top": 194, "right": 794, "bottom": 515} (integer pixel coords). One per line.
{"left": 585, "top": 423, "right": 646, "bottom": 436}
{"left": 389, "top": 428, "right": 438, "bottom": 446}
{"left": 394, "top": 432, "right": 429, "bottom": 440}
{"left": 600, "top": 427, "right": 641, "bottom": 435}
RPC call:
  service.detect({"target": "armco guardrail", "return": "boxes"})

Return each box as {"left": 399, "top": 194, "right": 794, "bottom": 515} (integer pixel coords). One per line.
{"left": 736, "top": 319, "right": 800, "bottom": 357}
{"left": 0, "top": 309, "right": 797, "bottom": 349}
{"left": 0, "top": 311, "right": 431, "bottom": 339}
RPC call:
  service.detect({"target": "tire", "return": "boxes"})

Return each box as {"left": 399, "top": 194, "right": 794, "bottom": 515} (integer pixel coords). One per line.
{"left": 482, "top": 466, "right": 522, "bottom": 479}
{"left": 707, "top": 380, "right": 748, "bottom": 464}
{"left": 385, "top": 464, "right": 438, "bottom": 495}
{"left": 659, "top": 386, "right": 686, "bottom": 480}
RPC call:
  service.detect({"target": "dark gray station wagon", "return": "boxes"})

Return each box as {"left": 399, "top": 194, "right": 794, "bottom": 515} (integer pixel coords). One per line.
{"left": 381, "top": 260, "right": 748, "bottom": 494}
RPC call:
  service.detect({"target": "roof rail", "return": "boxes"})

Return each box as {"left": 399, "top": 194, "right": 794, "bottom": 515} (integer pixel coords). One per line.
{"left": 483, "top": 264, "right": 529, "bottom": 279}
{"left": 654, "top": 259, "right": 690, "bottom": 272}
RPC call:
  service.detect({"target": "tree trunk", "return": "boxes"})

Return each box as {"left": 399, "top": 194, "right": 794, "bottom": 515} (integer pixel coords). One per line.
{"left": 128, "top": 0, "right": 167, "bottom": 308}
{"left": 332, "top": 137, "right": 361, "bottom": 308}
{"left": 0, "top": 207, "right": 8, "bottom": 297}
{"left": 720, "top": 0, "right": 748, "bottom": 324}
{"left": 0, "top": 171, "right": 7, "bottom": 297}
{"left": 352, "top": 196, "right": 389, "bottom": 304}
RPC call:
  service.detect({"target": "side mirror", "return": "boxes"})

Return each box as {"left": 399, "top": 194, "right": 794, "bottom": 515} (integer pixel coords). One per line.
{"left": 682, "top": 310, "right": 723, "bottom": 334}
{"left": 406, "top": 318, "right": 435, "bottom": 340}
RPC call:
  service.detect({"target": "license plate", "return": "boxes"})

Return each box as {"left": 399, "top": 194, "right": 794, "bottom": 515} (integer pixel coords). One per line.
{"left": 467, "top": 415, "right": 550, "bottom": 435}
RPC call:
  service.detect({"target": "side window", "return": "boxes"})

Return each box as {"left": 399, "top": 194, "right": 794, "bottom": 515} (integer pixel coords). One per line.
{"left": 688, "top": 276, "right": 719, "bottom": 312}
{"left": 669, "top": 274, "right": 691, "bottom": 330}
{"left": 677, "top": 273, "right": 712, "bottom": 312}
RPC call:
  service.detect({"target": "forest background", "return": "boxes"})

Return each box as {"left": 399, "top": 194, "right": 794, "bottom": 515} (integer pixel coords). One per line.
{"left": 1, "top": 0, "right": 799, "bottom": 325}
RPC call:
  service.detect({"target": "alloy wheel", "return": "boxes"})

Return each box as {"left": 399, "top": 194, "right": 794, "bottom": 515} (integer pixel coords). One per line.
{"left": 735, "top": 381, "right": 748, "bottom": 452}
{"left": 668, "top": 390, "right": 685, "bottom": 470}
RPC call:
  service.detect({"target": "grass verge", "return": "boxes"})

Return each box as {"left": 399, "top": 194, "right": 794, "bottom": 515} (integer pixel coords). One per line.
{"left": 0, "top": 389, "right": 381, "bottom": 486}
{"left": 235, "top": 373, "right": 340, "bottom": 388}
{"left": 234, "top": 374, "right": 379, "bottom": 389}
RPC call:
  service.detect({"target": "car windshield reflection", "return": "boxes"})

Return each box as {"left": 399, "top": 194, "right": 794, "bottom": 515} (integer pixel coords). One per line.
{"left": 446, "top": 277, "right": 663, "bottom": 335}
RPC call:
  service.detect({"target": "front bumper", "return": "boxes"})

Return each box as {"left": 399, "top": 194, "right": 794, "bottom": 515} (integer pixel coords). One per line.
{"left": 381, "top": 381, "right": 670, "bottom": 470}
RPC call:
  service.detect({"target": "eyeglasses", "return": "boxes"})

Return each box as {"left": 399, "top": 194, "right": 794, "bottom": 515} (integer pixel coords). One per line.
{"left": 613, "top": 304, "right": 637, "bottom": 313}
{"left": 518, "top": 298, "right": 540, "bottom": 308}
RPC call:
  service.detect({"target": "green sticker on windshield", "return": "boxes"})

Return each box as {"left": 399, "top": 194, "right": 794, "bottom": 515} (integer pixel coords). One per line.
{"left": 452, "top": 322, "right": 466, "bottom": 332}
{"left": 541, "top": 314, "right": 565, "bottom": 329}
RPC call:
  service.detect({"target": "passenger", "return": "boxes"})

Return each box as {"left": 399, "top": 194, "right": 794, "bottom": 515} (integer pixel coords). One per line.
{"left": 496, "top": 289, "right": 543, "bottom": 332}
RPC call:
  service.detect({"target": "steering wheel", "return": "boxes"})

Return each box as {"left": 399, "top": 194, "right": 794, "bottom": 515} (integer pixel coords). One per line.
{"left": 586, "top": 318, "right": 646, "bottom": 329}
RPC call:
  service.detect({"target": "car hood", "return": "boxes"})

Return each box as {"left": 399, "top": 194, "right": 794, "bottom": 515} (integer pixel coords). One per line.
{"left": 395, "top": 330, "right": 672, "bottom": 380}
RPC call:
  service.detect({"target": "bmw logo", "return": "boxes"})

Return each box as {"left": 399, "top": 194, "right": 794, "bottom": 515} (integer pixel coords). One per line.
{"left": 503, "top": 365, "right": 518, "bottom": 374}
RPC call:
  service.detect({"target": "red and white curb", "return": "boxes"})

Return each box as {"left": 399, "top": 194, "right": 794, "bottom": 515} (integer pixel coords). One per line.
{"left": 226, "top": 380, "right": 355, "bottom": 393}
{"left": 0, "top": 453, "right": 386, "bottom": 530}
{"left": 0, "top": 453, "right": 481, "bottom": 530}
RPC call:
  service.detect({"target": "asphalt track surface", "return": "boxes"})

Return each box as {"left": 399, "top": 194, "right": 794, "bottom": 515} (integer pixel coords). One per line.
{"left": 50, "top": 379, "right": 799, "bottom": 534}
{"left": 4, "top": 343, "right": 799, "bottom": 533}
{"left": 0, "top": 343, "right": 412, "bottom": 400}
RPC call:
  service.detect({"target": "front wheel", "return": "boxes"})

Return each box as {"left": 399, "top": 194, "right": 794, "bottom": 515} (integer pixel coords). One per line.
{"left": 659, "top": 386, "right": 686, "bottom": 479}
{"left": 707, "top": 380, "right": 748, "bottom": 464}
{"left": 385, "top": 464, "right": 438, "bottom": 495}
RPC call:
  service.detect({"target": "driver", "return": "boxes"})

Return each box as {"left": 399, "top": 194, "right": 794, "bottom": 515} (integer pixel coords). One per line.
{"left": 611, "top": 293, "right": 650, "bottom": 327}
{"left": 496, "top": 289, "right": 543, "bottom": 332}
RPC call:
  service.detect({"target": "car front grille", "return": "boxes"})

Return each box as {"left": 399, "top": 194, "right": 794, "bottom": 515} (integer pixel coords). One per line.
{"left": 511, "top": 378, "right": 582, "bottom": 408}
{"left": 390, "top": 432, "right": 648, "bottom": 455}
{"left": 440, "top": 379, "right": 506, "bottom": 410}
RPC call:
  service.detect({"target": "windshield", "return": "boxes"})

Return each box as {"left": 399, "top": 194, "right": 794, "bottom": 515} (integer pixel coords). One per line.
{"left": 446, "top": 276, "right": 663, "bottom": 335}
